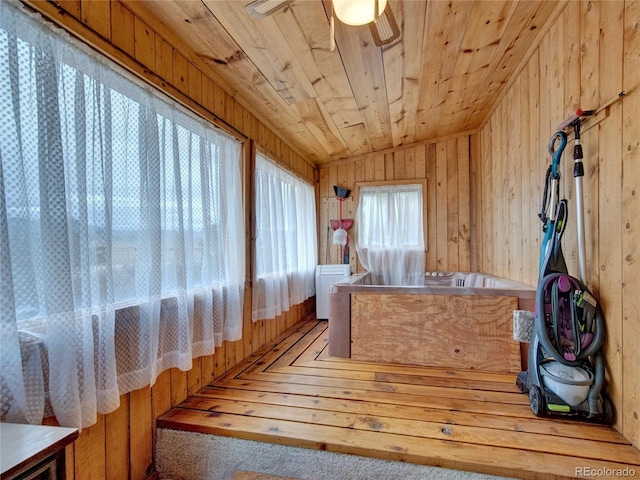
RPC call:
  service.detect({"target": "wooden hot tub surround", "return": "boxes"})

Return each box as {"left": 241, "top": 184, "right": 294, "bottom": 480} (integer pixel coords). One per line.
{"left": 328, "top": 272, "right": 536, "bottom": 373}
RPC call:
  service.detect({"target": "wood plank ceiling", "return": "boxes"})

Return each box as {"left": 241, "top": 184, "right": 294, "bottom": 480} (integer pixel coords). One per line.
{"left": 138, "top": 0, "right": 562, "bottom": 167}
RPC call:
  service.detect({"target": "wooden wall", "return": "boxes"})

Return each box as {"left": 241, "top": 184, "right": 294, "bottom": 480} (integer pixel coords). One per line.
{"left": 22, "top": 0, "right": 317, "bottom": 478}
{"left": 477, "top": 0, "right": 639, "bottom": 448}
{"left": 318, "top": 135, "right": 478, "bottom": 275}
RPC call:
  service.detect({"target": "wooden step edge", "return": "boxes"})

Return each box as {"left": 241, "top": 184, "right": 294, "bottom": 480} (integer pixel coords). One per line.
{"left": 157, "top": 409, "right": 636, "bottom": 480}
{"left": 174, "top": 396, "right": 636, "bottom": 460}
{"left": 170, "top": 398, "right": 639, "bottom": 464}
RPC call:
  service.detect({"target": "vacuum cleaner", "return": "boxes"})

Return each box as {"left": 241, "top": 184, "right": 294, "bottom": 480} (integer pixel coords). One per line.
{"left": 516, "top": 123, "right": 613, "bottom": 424}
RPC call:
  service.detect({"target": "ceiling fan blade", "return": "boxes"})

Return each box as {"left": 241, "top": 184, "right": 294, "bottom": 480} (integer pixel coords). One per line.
{"left": 369, "top": 4, "right": 400, "bottom": 47}
{"left": 245, "top": 0, "right": 294, "bottom": 19}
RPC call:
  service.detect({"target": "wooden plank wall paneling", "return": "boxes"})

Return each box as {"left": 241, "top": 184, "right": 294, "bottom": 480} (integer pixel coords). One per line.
{"left": 621, "top": 0, "right": 640, "bottom": 452}
{"left": 477, "top": 0, "right": 639, "bottom": 448}
{"left": 24, "top": 1, "right": 317, "bottom": 479}
{"left": 318, "top": 135, "right": 475, "bottom": 275}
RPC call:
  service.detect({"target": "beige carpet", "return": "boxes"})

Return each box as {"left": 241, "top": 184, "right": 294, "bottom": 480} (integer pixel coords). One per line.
{"left": 232, "top": 471, "right": 304, "bottom": 480}
{"left": 156, "top": 429, "right": 516, "bottom": 480}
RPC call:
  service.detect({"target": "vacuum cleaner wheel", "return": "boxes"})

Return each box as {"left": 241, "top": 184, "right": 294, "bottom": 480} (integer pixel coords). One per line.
{"left": 529, "top": 385, "right": 546, "bottom": 417}
{"left": 601, "top": 394, "right": 614, "bottom": 425}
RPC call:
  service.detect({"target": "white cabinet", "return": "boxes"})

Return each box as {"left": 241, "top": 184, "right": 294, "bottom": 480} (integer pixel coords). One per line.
{"left": 315, "top": 265, "right": 350, "bottom": 320}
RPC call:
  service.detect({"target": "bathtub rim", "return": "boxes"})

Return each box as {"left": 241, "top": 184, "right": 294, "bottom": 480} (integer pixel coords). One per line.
{"left": 329, "top": 271, "right": 536, "bottom": 300}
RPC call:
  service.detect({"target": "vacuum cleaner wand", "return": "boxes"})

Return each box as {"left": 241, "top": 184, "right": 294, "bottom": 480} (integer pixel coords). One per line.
{"left": 572, "top": 120, "right": 587, "bottom": 283}
{"left": 555, "top": 90, "right": 627, "bottom": 282}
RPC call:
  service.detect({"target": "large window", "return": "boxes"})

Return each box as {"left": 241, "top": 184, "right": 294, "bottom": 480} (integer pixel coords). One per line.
{"left": 252, "top": 153, "right": 317, "bottom": 321}
{"left": 0, "top": 3, "right": 244, "bottom": 428}
{"left": 356, "top": 183, "right": 425, "bottom": 285}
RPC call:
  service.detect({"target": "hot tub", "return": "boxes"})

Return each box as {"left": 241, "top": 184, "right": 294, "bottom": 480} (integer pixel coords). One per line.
{"left": 328, "top": 271, "right": 535, "bottom": 373}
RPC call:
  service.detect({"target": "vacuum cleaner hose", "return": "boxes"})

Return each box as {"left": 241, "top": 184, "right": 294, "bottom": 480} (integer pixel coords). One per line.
{"left": 588, "top": 351, "right": 605, "bottom": 416}
{"left": 535, "top": 272, "right": 605, "bottom": 366}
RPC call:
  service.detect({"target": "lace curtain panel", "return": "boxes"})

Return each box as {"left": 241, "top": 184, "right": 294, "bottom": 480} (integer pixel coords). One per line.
{"left": 252, "top": 153, "right": 317, "bottom": 321}
{"left": 356, "top": 184, "right": 425, "bottom": 286}
{"left": 0, "top": 3, "right": 244, "bottom": 428}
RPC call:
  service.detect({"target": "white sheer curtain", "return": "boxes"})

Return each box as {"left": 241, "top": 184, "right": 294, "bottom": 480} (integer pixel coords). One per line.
{"left": 252, "top": 153, "right": 317, "bottom": 321}
{"left": 0, "top": 2, "right": 244, "bottom": 428}
{"left": 356, "top": 184, "right": 425, "bottom": 285}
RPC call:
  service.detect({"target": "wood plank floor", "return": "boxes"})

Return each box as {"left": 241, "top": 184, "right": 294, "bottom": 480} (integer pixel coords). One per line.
{"left": 158, "top": 319, "right": 640, "bottom": 480}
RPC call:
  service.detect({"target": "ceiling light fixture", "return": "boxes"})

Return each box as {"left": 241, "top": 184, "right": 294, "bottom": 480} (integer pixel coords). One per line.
{"left": 245, "top": 0, "right": 293, "bottom": 19}
{"left": 329, "top": 0, "right": 400, "bottom": 51}
{"left": 332, "top": 0, "right": 387, "bottom": 26}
